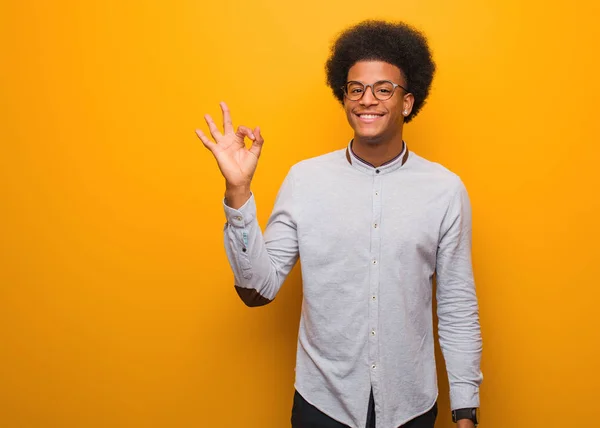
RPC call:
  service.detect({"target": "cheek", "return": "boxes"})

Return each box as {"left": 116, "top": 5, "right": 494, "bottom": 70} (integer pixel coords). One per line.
{"left": 344, "top": 104, "right": 354, "bottom": 120}
{"left": 387, "top": 102, "right": 403, "bottom": 120}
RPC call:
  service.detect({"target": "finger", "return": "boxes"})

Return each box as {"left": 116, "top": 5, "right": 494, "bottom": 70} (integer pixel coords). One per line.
{"left": 253, "top": 126, "right": 262, "bottom": 142}
{"left": 220, "top": 102, "right": 234, "bottom": 134}
{"left": 204, "top": 114, "right": 222, "bottom": 142}
{"left": 248, "top": 126, "right": 264, "bottom": 159}
{"left": 195, "top": 129, "right": 217, "bottom": 153}
{"left": 235, "top": 125, "right": 255, "bottom": 142}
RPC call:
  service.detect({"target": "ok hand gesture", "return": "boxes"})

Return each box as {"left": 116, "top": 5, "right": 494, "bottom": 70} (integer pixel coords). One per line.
{"left": 196, "top": 102, "right": 264, "bottom": 190}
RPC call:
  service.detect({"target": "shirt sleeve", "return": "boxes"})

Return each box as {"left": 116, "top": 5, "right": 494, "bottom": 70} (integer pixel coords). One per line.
{"left": 435, "top": 179, "right": 483, "bottom": 410}
{"left": 223, "top": 168, "right": 299, "bottom": 307}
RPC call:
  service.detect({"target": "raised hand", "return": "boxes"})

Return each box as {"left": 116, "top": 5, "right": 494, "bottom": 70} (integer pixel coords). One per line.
{"left": 196, "top": 102, "right": 264, "bottom": 191}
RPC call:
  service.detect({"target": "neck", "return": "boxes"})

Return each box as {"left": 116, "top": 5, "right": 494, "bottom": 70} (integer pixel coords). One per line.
{"left": 352, "top": 131, "right": 405, "bottom": 167}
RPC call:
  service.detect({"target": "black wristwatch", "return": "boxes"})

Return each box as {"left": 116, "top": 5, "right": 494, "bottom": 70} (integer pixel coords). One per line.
{"left": 451, "top": 407, "right": 479, "bottom": 426}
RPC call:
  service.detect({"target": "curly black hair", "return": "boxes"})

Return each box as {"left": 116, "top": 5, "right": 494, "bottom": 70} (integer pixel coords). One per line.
{"left": 325, "top": 20, "right": 436, "bottom": 123}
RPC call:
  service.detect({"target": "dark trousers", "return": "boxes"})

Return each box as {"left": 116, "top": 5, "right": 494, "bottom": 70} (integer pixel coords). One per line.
{"left": 291, "top": 390, "right": 437, "bottom": 428}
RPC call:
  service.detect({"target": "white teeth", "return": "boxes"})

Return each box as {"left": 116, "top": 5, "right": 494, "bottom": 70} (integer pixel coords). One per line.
{"left": 360, "top": 114, "right": 380, "bottom": 119}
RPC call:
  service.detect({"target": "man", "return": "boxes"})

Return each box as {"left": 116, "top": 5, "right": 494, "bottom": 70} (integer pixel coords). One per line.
{"left": 196, "top": 20, "right": 482, "bottom": 428}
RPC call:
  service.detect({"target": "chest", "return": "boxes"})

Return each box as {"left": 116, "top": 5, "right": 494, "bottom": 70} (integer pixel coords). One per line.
{"left": 295, "top": 175, "right": 449, "bottom": 265}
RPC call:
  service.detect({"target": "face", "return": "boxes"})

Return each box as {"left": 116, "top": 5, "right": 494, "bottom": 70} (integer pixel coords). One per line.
{"left": 343, "top": 61, "right": 414, "bottom": 144}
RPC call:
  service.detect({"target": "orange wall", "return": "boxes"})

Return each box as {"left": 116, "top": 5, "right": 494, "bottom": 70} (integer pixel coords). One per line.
{"left": 1, "top": 1, "right": 598, "bottom": 427}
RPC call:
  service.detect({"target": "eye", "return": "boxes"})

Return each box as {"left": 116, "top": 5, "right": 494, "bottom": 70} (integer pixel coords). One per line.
{"left": 346, "top": 82, "right": 365, "bottom": 94}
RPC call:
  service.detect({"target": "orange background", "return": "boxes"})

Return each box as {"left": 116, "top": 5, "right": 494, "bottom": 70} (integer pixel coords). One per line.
{"left": 1, "top": 1, "right": 599, "bottom": 427}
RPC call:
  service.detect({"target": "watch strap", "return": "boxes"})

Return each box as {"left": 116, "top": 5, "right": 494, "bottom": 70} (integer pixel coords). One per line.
{"left": 452, "top": 407, "right": 478, "bottom": 424}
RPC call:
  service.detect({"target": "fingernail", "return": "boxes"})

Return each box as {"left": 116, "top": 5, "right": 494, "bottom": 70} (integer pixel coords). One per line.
{"left": 250, "top": 133, "right": 255, "bottom": 139}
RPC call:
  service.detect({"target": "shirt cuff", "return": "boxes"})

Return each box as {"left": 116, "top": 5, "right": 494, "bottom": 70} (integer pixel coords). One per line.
{"left": 223, "top": 193, "right": 257, "bottom": 228}
{"left": 450, "top": 385, "right": 480, "bottom": 410}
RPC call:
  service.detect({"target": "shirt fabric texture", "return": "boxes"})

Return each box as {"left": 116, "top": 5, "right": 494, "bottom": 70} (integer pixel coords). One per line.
{"left": 222, "top": 142, "right": 483, "bottom": 428}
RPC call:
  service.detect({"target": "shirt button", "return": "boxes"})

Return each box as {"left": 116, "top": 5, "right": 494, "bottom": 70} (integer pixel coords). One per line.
{"left": 375, "top": 169, "right": 380, "bottom": 174}
{"left": 373, "top": 223, "right": 378, "bottom": 228}
{"left": 372, "top": 364, "right": 377, "bottom": 369}
{"left": 371, "top": 330, "right": 376, "bottom": 336}
{"left": 372, "top": 259, "right": 377, "bottom": 265}
{"left": 375, "top": 191, "right": 379, "bottom": 196}
{"left": 372, "top": 295, "right": 376, "bottom": 300}
{"left": 234, "top": 216, "right": 242, "bottom": 221}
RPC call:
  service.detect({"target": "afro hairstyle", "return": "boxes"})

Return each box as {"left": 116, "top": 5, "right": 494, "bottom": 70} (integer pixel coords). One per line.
{"left": 325, "top": 20, "right": 436, "bottom": 123}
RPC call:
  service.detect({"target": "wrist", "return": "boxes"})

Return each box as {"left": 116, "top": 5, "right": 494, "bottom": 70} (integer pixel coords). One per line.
{"left": 456, "top": 420, "right": 475, "bottom": 428}
{"left": 225, "top": 185, "right": 251, "bottom": 209}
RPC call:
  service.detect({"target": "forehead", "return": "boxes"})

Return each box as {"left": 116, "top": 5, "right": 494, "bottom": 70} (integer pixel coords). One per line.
{"left": 347, "top": 61, "right": 403, "bottom": 83}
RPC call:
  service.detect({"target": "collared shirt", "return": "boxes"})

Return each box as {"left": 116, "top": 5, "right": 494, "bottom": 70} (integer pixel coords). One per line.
{"left": 222, "top": 141, "right": 483, "bottom": 428}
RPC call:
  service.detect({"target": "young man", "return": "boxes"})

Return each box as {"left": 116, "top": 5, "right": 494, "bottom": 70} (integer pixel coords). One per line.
{"left": 197, "top": 20, "right": 482, "bottom": 428}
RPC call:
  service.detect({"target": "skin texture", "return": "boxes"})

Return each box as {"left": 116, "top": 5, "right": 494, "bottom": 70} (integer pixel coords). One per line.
{"left": 343, "top": 61, "right": 414, "bottom": 167}
{"left": 457, "top": 419, "right": 476, "bottom": 428}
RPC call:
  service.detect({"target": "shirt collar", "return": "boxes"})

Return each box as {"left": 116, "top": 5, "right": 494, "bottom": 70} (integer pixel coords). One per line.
{"left": 345, "top": 139, "right": 409, "bottom": 175}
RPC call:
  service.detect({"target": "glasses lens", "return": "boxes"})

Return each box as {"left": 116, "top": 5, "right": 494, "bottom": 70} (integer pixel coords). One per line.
{"left": 346, "top": 82, "right": 365, "bottom": 100}
{"left": 373, "top": 81, "right": 395, "bottom": 100}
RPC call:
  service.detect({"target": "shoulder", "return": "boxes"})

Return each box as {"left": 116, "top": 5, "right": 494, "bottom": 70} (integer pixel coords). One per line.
{"left": 405, "top": 151, "right": 466, "bottom": 193}
{"left": 288, "top": 148, "right": 347, "bottom": 176}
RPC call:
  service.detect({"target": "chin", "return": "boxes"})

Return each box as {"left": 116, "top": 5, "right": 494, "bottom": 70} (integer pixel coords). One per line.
{"left": 356, "top": 132, "right": 386, "bottom": 144}
{"left": 354, "top": 125, "right": 383, "bottom": 138}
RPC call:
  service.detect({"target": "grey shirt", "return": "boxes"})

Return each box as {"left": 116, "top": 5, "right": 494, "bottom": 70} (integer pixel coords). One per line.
{"left": 222, "top": 142, "right": 483, "bottom": 428}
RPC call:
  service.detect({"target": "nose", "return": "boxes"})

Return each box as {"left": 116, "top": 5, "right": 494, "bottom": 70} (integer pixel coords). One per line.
{"left": 360, "top": 85, "right": 379, "bottom": 107}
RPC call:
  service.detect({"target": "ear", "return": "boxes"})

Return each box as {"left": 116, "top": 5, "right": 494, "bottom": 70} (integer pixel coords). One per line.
{"left": 402, "top": 93, "right": 415, "bottom": 117}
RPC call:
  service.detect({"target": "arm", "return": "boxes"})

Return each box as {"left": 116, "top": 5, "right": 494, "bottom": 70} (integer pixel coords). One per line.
{"left": 196, "top": 102, "right": 298, "bottom": 307}
{"left": 436, "top": 180, "right": 483, "bottom": 412}
{"left": 223, "top": 170, "right": 298, "bottom": 306}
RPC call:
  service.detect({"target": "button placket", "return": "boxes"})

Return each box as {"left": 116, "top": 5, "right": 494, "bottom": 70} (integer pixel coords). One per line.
{"left": 369, "top": 172, "right": 383, "bottom": 389}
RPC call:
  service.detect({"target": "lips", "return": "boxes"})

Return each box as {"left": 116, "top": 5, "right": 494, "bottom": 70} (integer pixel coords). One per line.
{"left": 355, "top": 112, "right": 384, "bottom": 123}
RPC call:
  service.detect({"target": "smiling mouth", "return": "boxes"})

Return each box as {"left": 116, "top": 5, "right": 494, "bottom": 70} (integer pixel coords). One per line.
{"left": 355, "top": 113, "right": 384, "bottom": 123}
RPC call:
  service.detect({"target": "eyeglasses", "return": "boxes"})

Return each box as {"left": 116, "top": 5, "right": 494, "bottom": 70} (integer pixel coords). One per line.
{"left": 342, "top": 80, "right": 409, "bottom": 101}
